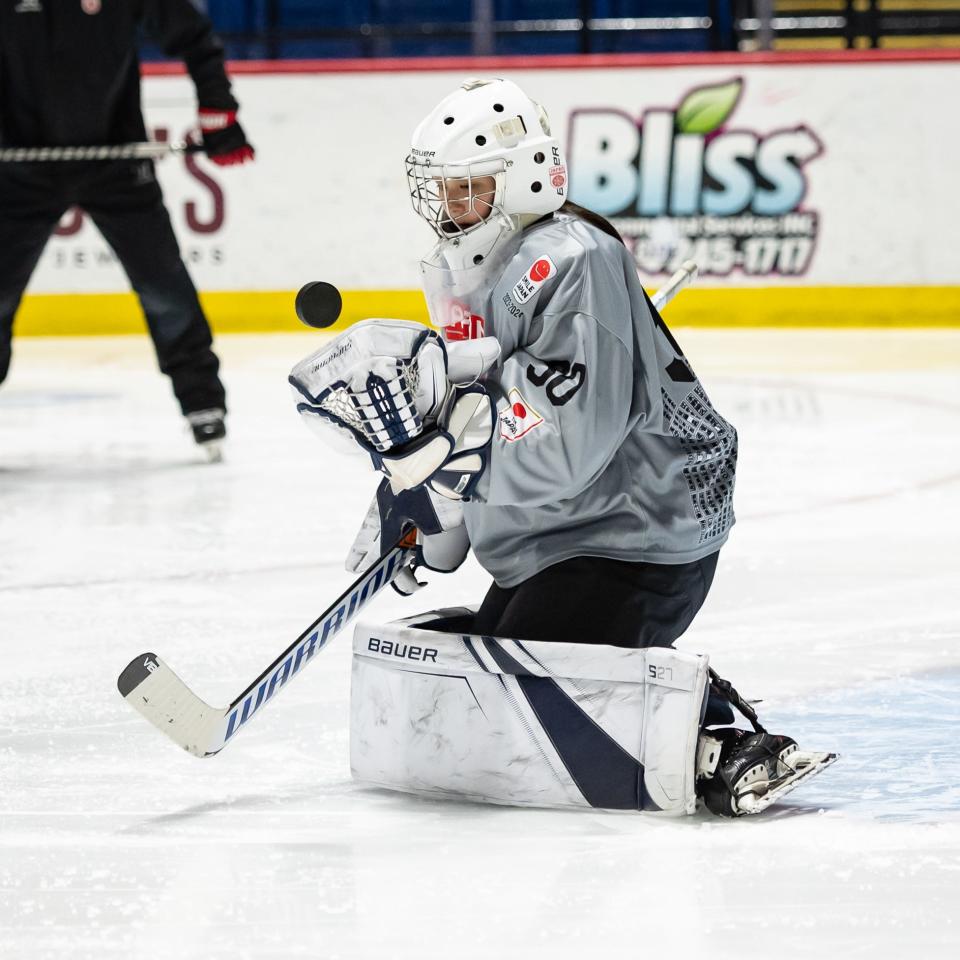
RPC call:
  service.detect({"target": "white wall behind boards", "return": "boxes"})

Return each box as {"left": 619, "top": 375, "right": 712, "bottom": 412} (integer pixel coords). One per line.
{"left": 27, "top": 60, "right": 959, "bottom": 297}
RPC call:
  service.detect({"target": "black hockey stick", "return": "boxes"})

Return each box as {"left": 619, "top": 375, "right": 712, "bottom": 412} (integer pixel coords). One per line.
{"left": 117, "top": 536, "right": 417, "bottom": 757}
{"left": 0, "top": 140, "right": 203, "bottom": 163}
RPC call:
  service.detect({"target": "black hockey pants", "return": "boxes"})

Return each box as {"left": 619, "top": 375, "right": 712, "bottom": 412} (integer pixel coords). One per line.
{"left": 0, "top": 160, "right": 224, "bottom": 415}
{"left": 471, "top": 552, "right": 720, "bottom": 648}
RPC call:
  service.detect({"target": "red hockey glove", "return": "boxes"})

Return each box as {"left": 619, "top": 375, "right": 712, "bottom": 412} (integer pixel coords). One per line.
{"left": 198, "top": 109, "right": 255, "bottom": 166}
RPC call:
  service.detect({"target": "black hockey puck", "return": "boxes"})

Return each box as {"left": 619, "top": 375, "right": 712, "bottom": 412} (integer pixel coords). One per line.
{"left": 295, "top": 281, "right": 343, "bottom": 329}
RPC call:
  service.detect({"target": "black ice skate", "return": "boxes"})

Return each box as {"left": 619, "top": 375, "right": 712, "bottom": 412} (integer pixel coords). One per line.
{"left": 186, "top": 408, "right": 226, "bottom": 462}
{"left": 696, "top": 671, "right": 838, "bottom": 816}
{"left": 697, "top": 729, "right": 834, "bottom": 815}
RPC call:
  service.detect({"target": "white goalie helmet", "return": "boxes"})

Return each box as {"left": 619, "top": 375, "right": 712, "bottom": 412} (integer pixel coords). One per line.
{"left": 406, "top": 78, "right": 568, "bottom": 271}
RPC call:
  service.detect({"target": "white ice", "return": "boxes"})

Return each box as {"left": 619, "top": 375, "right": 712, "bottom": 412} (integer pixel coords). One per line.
{"left": 1, "top": 329, "right": 958, "bottom": 958}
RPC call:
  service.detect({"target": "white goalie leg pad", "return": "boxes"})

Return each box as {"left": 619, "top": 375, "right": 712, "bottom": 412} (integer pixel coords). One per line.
{"left": 350, "top": 609, "right": 710, "bottom": 814}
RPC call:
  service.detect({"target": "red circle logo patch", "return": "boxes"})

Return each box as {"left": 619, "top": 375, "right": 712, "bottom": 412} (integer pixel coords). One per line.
{"left": 529, "top": 259, "right": 551, "bottom": 282}
{"left": 512, "top": 402, "right": 527, "bottom": 418}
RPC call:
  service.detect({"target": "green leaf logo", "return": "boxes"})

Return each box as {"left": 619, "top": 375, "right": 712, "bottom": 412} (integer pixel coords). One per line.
{"left": 675, "top": 79, "right": 743, "bottom": 135}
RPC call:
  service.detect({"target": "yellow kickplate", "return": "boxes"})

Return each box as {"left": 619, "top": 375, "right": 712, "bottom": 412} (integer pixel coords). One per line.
{"left": 14, "top": 286, "right": 960, "bottom": 335}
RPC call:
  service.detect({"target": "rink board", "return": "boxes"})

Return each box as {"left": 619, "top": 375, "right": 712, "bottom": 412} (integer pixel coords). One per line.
{"left": 15, "top": 284, "right": 960, "bottom": 335}
{"left": 14, "top": 51, "right": 960, "bottom": 331}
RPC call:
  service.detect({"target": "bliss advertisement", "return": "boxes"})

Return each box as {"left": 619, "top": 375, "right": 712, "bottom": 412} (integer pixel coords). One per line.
{"left": 567, "top": 78, "right": 823, "bottom": 278}
{"left": 21, "top": 59, "right": 959, "bottom": 332}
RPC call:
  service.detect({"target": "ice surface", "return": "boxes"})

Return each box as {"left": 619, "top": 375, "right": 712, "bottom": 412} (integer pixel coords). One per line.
{"left": 1, "top": 330, "right": 958, "bottom": 958}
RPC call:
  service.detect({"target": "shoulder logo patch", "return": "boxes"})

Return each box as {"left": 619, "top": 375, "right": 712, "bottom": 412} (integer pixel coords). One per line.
{"left": 511, "top": 255, "right": 557, "bottom": 305}
{"left": 498, "top": 388, "right": 544, "bottom": 442}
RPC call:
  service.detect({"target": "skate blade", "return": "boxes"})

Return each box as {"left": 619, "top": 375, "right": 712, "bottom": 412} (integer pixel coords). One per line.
{"left": 736, "top": 751, "right": 838, "bottom": 815}
{"left": 199, "top": 439, "right": 224, "bottom": 463}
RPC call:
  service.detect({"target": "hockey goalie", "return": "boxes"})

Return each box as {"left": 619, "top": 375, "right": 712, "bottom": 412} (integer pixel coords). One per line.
{"left": 289, "top": 78, "right": 836, "bottom": 817}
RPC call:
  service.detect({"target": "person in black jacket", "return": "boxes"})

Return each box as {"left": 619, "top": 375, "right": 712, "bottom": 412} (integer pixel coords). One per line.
{"left": 0, "top": 0, "right": 255, "bottom": 458}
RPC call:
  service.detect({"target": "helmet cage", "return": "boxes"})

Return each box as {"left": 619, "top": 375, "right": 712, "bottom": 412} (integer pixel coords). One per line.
{"left": 406, "top": 158, "right": 508, "bottom": 242}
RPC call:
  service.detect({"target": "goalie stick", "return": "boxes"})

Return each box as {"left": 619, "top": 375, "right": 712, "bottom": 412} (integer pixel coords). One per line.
{"left": 118, "top": 538, "right": 416, "bottom": 756}
{"left": 117, "top": 261, "right": 700, "bottom": 756}
{"left": 651, "top": 259, "right": 697, "bottom": 312}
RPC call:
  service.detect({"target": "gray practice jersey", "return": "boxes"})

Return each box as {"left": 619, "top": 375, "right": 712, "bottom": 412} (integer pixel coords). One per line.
{"left": 454, "top": 213, "right": 738, "bottom": 587}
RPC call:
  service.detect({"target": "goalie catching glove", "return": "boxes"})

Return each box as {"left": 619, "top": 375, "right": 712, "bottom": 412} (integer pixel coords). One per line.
{"left": 289, "top": 319, "right": 499, "bottom": 501}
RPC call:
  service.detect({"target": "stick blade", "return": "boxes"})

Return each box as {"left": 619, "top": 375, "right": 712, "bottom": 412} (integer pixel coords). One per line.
{"left": 118, "top": 653, "right": 225, "bottom": 758}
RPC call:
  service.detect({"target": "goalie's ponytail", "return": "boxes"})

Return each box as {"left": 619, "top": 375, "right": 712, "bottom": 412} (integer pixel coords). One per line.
{"left": 560, "top": 200, "right": 625, "bottom": 246}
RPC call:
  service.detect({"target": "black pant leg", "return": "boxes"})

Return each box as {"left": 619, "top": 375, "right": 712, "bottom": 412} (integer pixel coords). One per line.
{"left": 608, "top": 551, "right": 718, "bottom": 648}
{"left": 474, "top": 552, "right": 720, "bottom": 648}
{"left": 0, "top": 167, "right": 69, "bottom": 382}
{"left": 472, "top": 579, "right": 515, "bottom": 636}
{"left": 77, "top": 161, "right": 225, "bottom": 415}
